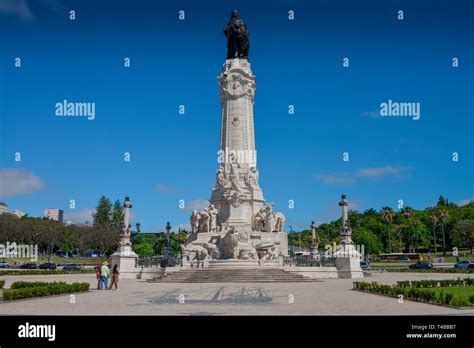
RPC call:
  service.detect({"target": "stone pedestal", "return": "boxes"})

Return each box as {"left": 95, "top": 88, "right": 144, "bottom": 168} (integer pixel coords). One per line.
{"left": 111, "top": 252, "right": 138, "bottom": 279}
{"left": 334, "top": 245, "right": 363, "bottom": 278}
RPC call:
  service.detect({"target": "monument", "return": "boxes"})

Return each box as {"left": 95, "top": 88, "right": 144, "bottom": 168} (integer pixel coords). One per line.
{"left": 181, "top": 11, "right": 288, "bottom": 266}
{"left": 310, "top": 221, "right": 320, "bottom": 260}
{"left": 111, "top": 196, "right": 138, "bottom": 278}
{"left": 333, "top": 194, "right": 363, "bottom": 278}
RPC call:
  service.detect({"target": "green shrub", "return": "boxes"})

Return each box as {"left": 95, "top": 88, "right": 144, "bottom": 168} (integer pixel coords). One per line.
{"left": 11, "top": 281, "right": 54, "bottom": 289}
{"left": 395, "top": 278, "right": 471, "bottom": 289}
{"left": 3, "top": 282, "right": 90, "bottom": 301}
{"left": 0, "top": 279, "right": 5, "bottom": 289}
{"left": 0, "top": 270, "right": 94, "bottom": 276}
{"left": 386, "top": 268, "right": 473, "bottom": 274}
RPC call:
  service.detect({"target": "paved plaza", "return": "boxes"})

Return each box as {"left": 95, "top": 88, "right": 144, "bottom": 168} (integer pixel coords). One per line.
{"left": 0, "top": 272, "right": 472, "bottom": 315}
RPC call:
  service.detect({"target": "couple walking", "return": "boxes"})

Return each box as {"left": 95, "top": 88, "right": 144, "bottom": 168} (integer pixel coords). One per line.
{"left": 96, "top": 261, "right": 119, "bottom": 290}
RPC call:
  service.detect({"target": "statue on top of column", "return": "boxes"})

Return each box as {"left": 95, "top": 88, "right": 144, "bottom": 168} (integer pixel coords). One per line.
{"left": 224, "top": 10, "right": 250, "bottom": 59}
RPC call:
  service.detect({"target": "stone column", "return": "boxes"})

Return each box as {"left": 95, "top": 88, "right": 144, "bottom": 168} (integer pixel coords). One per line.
{"left": 310, "top": 221, "right": 319, "bottom": 260}
{"left": 210, "top": 58, "right": 265, "bottom": 227}
{"left": 111, "top": 196, "right": 138, "bottom": 279}
{"left": 339, "top": 195, "right": 349, "bottom": 229}
{"left": 334, "top": 194, "right": 363, "bottom": 278}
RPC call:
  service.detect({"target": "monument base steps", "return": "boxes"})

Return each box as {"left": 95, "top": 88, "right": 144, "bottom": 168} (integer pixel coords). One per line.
{"left": 147, "top": 267, "right": 320, "bottom": 283}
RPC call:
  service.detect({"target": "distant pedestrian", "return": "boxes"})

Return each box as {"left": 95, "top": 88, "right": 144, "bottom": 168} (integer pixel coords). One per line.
{"left": 95, "top": 266, "right": 101, "bottom": 290}
{"left": 109, "top": 264, "right": 120, "bottom": 290}
{"left": 100, "top": 262, "right": 110, "bottom": 290}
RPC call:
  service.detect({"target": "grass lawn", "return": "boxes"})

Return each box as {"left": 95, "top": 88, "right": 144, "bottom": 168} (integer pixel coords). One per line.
{"left": 417, "top": 286, "right": 474, "bottom": 307}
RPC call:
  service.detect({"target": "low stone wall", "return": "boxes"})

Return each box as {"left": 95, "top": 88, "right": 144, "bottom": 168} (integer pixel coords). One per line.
{"left": 284, "top": 266, "right": 339, "bottom": 279}
{"left": 121, "top": 267, "right": 163, "bottom": 280}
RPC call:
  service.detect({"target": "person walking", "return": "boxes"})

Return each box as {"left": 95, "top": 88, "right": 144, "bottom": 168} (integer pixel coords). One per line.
{"left": 95, "top": 266, "right": 101, "bottom": 290}
{"left": 100, "top": 261, "right": 110, "bottom": 290}
{"left": 109, "top": 264, "right": 120, "bottom": 290}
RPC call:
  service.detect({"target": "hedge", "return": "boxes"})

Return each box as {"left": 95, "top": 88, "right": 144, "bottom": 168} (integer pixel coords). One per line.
{"left": 11, "top": 281, "right": 52, "bottom": 289}
{"left": 0, "top": 279, "right": 5, "bottom": 289}
{"left": 396, "top": 278, "right": 474, "bottom": 288}
{"left": 353, "top": 279, "right": 473, "bottom": 307}
{"left": 3, "top": 282, "right": 90, "bottom": 301}
{"left": 0, "top": 269, "right": 94, "bottom": 276}
{"left": 385, "top": 268, "right": 473, "bottom": 274}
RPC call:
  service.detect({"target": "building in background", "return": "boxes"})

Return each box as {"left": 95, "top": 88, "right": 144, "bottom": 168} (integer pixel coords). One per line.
{"left": 11, "top": 210, "right": 26, "bottom": 218}
{"left": 0, "top": 203, "right": 8, "bottom": 214}
{"left": 44, "top": 208, "right": 64, "bottom": 222}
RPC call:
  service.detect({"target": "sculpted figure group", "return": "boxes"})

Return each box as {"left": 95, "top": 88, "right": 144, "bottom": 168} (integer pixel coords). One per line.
{"left": 252, "top": 204, "right": 285, "bottom": 233}
{"left": 190, "top": 204, "right": 219, "bottom": 233}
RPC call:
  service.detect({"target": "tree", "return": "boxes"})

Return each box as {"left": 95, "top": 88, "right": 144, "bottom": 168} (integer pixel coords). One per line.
{"left": 133, "top": 242, "right": 155, "bottom": 257}
{"left": 112, "top": 199, "right": 124, "bottom": 230}
{"left": 381, "top": 207, "right": 394, "bottom": 253}
{"left": 363, "top": 208, "right": 378, "bottom": 217}
{"left": 428, "top": 208, "right": 438, "bottom": 253}
{"left": 93, "top": 196, "right": 112, "bottom": 228}
{"left": 352, "top": 227, "right": 383, "bottom": 256}
{"left": 451, "top": 219, "right": 474, "bottom": 253}
{"left": 401, "top": 206, "right": 414, "bottom": 252}
{"left": 437, "top": 195, "right": 447, "bottom": 207}
{"left": 89, "top": 227, "right": 119, "bottom": 256}
{"left": 435, "top": 206, "right": 448, "bottom": 256}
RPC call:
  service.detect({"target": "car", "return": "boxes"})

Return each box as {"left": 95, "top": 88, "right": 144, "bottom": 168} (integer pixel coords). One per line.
{"left": 20, "top": 263, "right": 38, "bottom": 269}
{"left": 454, "top": 260, "right": 474, "bottom": 270}
{"left": 38, "top": 262, "right": 57, "bottom": 270}
{"left": 0, "top": 261, "right": 10, "bottom": 268}
{"left": 409, "top": 261, "right": 433, "bottom": 270}
{"left": 360, "top": 260, "right": 372, "bottom": 270}
{"left": 469, "top": 263, "right": 474, "bottom": 270}
{"left": 63, "top": 264, "right": 81, "bottom": 271}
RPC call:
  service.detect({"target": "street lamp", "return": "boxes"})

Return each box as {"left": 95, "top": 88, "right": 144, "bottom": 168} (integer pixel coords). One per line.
{"left": 165, "top": 222, "right": 171, "bottom": 259}
{"left": 136, "top": 222, "right": 141, "bottom": 233}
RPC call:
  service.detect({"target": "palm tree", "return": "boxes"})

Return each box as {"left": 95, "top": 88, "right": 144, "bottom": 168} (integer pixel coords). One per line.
{"left": 435, "top": 206, "right": 448, "bottom": 256}
{"left": 381, "top": 207, "right": 394, "bottom": 253}
{"left": 401, "top": 207, "right": 414, "bottom": 252}
{"left": 428, "top": 208, "right": 438, "bottom": 254}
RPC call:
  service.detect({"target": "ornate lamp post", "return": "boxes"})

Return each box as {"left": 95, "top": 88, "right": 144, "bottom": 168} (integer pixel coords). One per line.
{"left": 136, "top": 222, "right": 141, "bottom": 233}
{"left": 338, "top": 194, "right": 353, "bottom": 246}
{"left": 165, "top": 222, "right": 171, "bottom": 259}
{"left": 310, "top": 221, "right": 319, "bottom": 260}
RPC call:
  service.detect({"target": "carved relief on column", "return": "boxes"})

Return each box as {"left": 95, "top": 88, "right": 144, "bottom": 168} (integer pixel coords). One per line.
{"left": 218, "top": 69, "right": 256, "bottom": 102}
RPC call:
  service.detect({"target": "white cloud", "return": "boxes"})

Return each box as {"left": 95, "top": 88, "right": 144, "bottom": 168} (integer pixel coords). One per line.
{"left": 0, "top": 168, "right": 45, "bottom": 198}
{"left": 64, "top": 209, "right": 95, "bottom": 224}
{"left": 185, "top": 199, "right": 209, "bottom": 212}
{"left": 458, "top": 198, "right": 473, "bottom": 206}
{"left": 64, "top": 209, "right": 136, "bottom": 225}
{"left": 0, "top": 0, "right": 33, "bottom": 21}
{"left": 357, "top": 166, "right": 413, "bottom": 178}
{"left": 314, "top": 166, "right": 414, "bottom": 185}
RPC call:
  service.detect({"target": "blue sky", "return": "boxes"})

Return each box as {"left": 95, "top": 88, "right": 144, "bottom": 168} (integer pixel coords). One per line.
{"left": 0, "top": 0, "right": 473, "bottom": 232}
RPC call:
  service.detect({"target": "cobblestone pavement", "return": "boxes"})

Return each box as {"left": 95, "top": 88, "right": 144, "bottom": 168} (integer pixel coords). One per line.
{"left": 0, "top": 272, "right": 472, "bottom": 315}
